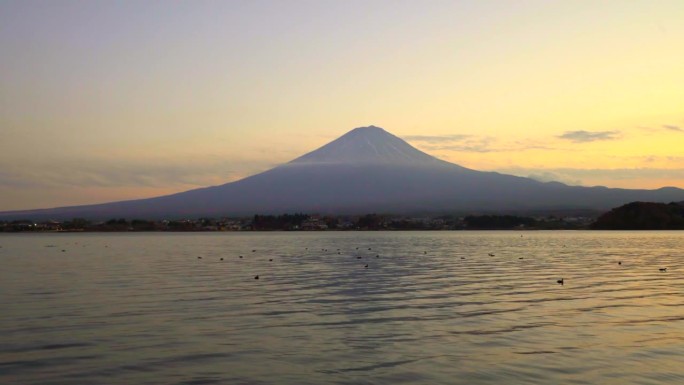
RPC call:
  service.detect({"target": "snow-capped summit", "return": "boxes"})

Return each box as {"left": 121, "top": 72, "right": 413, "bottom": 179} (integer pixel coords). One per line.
{"left": 290, "top": 125, "right": 444, "bottom": 165}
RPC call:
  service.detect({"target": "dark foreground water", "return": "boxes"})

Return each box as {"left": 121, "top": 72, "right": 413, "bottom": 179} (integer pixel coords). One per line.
{"left": 1, "top": 231, "right": 683, "bottom": 384}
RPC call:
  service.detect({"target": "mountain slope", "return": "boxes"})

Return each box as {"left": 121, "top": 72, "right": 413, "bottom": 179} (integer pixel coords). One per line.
{"left": 2, "top": 126, "right": 684, "bottom": 220}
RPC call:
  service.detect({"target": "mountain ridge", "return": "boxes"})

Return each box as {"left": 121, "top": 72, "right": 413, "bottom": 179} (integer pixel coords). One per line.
{"left": 1, "top": 126, "right": 684, "bottom": 220}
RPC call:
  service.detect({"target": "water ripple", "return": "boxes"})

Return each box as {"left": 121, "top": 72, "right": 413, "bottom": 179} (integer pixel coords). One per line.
{"left": 2, "top": 231, "right": 684, "bottom": 385}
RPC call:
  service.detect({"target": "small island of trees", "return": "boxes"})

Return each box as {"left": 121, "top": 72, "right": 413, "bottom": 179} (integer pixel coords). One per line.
{"left": 591, "top": 201, "right": 684, "bottom": 230}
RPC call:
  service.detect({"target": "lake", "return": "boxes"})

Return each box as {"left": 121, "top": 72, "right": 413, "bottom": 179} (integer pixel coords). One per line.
{"left": 1, "top": 231, "right": 683, "bottom": 384}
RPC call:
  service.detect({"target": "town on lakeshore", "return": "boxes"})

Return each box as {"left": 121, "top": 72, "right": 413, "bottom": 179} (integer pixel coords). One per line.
{"left": 2, "top": 213, "right": 595, "bottom": 232}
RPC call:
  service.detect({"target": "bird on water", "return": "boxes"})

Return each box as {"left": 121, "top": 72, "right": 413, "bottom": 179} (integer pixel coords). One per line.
{"left": 254, "top": 275, "right": 259, "bottom": 280}
{"left": 659, "top": 268, "right": 667, "bottom": 272}
{"left": 557, "top": 278, "right": 564, "bottom": 285}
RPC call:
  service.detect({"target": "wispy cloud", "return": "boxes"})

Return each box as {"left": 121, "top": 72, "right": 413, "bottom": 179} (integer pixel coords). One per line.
{"left": 496, "top": 167, "right": 684, "bottom": 187}
{"left": 422, "top": 137, "right": 496, "bottom": 153}
{"left": 403, "top": 133, "right": 498, "bottom": 153}
{"left": 0, "top": 157, "right": 279, "bottom": 190}
{"left": 524, "top": 171, "right": 582, "bottom": 186}
{"left": 406, "top": 134, "right": 560, "bottom": 153}
{"left": 557, "top": 130, "right": 621, "bottom": 143}
{"left": 511, "top": 140, "right": 557, "bottom": 151}
{"left": 636, "top": 124, "right": 683, "bottom": 133}
{"left": 402, "top": 134, "right": 471, "bottom": 144}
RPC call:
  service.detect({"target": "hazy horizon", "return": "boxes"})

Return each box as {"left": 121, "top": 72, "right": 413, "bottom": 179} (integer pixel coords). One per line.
{"left": 2, "top": 1, "right": 684, "bottom": 211}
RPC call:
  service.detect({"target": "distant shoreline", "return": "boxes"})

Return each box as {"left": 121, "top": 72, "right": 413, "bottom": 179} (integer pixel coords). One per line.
{"left": 4, "top": 201, "right": 683, "bottom": 231}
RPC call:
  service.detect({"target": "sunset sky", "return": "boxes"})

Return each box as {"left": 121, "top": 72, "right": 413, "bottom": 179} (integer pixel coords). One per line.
{"left": 1, "top": 0, "right": 683, "bottom": 211}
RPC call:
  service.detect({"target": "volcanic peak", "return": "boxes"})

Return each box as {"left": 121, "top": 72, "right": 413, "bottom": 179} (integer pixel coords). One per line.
{"left": 289, "top": 125, "right": 443, "bottom": 166}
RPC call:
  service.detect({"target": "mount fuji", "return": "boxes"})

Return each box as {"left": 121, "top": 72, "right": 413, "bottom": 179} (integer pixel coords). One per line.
{"left": 2, "top": 126, "right": 684, "bottom": 220}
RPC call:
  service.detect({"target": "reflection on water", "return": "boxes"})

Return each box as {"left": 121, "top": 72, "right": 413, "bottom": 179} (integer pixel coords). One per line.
{"left": 1, "top": 231, "right": 683, "bottom": 384}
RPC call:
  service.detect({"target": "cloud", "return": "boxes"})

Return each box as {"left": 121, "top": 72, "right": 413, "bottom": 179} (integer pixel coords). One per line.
{"left": 421, "top": 137, "right": 496, "bottom": 153}
{"left": 0, "top": 157, "right": 279, "bottom": 190}
{"left": 636, "top": 124, "right": 683, "bottom": 133}
{"left": 496, "top": 168, "right": 583, "bottom": 185}
{"left": 402, "top": 134, "right": 471, "bottom": 144}
{"left": 632, "top": 154, "right": 684, "bottom": 162}
{"left": 511, "top": 140, "right": 557, "bottom": 151}
{"left": 525, "top": 171, "right": 583, "bottom": 186}
{"left": 405, "top": 133, "right": 560, "bottom": 154}
{"left": 0, "top": 170, "right": 46, "bottom": 189}
{"left": 425, "top": 144, "right": 494, "bottom": 153}
{"left": 403, "top": 133, "right": 500, "bottom": 153}
{"left": 496, "top": 167, "right": 684, "bottom": 187}
{"left": 557, "top": 130, "right": 620, "bottom": 143}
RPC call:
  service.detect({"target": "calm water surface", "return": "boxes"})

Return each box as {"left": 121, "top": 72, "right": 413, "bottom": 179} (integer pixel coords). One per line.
{"left": 1, "top": 231, "right": 683, "bottom": 384}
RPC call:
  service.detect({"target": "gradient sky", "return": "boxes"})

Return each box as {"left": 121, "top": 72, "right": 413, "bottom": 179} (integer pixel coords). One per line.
{"left": 1, "top": 0, "right": 683, "bottom": 211}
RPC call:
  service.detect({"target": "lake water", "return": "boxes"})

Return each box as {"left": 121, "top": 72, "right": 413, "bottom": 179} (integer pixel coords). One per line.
{"left": 1, "top": 231, "right": 683, "bottom": 384}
